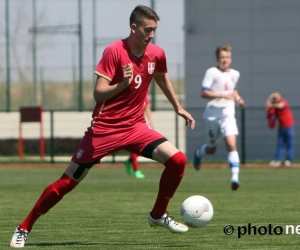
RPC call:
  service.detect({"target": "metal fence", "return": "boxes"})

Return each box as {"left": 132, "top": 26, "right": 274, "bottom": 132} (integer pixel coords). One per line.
{"left": 187, "top": 107, "right": 299, "bottom": 163}
{"left": 0, "top": 63, "right": 184, "bottom": 112}
{"left": 0, "top": 0, "right": 184, "bottom": 112}
{"left": 0, "top": 107, "right": 299, "bottom": 163}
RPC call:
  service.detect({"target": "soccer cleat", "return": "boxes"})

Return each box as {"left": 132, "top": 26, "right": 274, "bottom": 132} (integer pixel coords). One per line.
{"left": 231, "top": 180, "right": 240, "bottom": 191}
{"left": 134, "top": 170, "right": 145, "bottom": 179}
{"left": 148, "top": 212, "right": 188, "bottom": 233}
{"left": 10, "top": 227, "right": 28, "bottom": 248}
{"left": 284, "top": 160, "right": 291, "bottom": 167}
{"left": 124, "top": 159, "right": 133, "bottom": 175}
{"left": 193, "top": 148, "right": 202, "bottom": 170}
{"left": 269, "top": 160, "right": 281, "bottom": 167}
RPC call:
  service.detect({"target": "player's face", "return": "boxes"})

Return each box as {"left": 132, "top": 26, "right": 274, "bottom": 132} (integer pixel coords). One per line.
{"left": 217, "top": 51, "right": 232, "bottom": 71}
{"left": 132, "top": 18, "right": 157, "bottom": 49}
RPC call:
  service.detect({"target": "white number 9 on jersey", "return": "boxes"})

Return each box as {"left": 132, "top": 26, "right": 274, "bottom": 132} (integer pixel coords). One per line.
{"left": 134, "top": 74, "right": 142, "bottom": 89}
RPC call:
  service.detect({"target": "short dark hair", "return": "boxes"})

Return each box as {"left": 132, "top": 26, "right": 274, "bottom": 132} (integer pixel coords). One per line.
{"left": 129, "top": 5, "right": 160, "bottom": 26}
{"left": 215, "top": 45, "right": 232, "bottom": 59}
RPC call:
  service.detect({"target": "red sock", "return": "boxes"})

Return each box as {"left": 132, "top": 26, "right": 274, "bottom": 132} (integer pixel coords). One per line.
{"left": 130, "top": 153, "right": 139, "bottom": 171}
{"left": 151, "top": 151, "right": 186, "bottom": 219}
{"left": 19, "top": 173, "right": 78, "bottom": 232}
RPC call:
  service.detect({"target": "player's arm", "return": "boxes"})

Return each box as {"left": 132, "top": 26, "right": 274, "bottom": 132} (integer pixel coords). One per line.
{"left": 270, "top": 99, "right": 285, "bottom": 109}
{"left": 94, "top": 64, "right": 133, "bottom": 102}
{"left": 233, "top": 89, "right": 244, "bottom": 107}
{"left": 267, "top": 108, "right": 276, "bottom": 129}
{"left": 144, "top": 104, "right": 154, "bottom": 128}
{"left": 265, "top": 96, "right": 272, "bottom": 110}
{"left": 154, "top": 72, "right": 195, "bottom": 129}
{"left": 272, "top": 101, "right": 285, "bottom": 109}
{"left": 201, "top": 69, "right": 235, "bottom": 100}
{"left": 201, "top": 89, "right": 234, "bottom": 100}
{"left": 265, "top": 93, "right": 285, "bottom": 110}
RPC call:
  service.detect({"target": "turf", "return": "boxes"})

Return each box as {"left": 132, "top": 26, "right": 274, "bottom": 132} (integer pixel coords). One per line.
{"left": 1, "top": 166, "right": 299, "bottom": 249}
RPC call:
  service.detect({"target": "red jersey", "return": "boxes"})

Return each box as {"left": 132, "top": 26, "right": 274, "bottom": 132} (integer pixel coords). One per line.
{"left": 267, "top": 98, "right": 294, "bottom": 128}
{"left": 93, "top": 39, "right": 167, "bottom": 131}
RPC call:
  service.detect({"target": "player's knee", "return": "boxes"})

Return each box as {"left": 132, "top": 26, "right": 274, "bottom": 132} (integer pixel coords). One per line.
{"left": 226, "top": 145, "right": 236, "bottom": 152}
{"left": 164, "top": 151, "right": 186, "bottom": 174}
{"left": 56, "top": 173, "right": 78, "bottom": 195}
{"left": 207, "top": 146, "right": 217, "bottom": 154}
{"left": 130, "top": 153, "right": 138, "bottom": 161}
{"left": 72, "top": 161, "right": 97, "bottom": 179}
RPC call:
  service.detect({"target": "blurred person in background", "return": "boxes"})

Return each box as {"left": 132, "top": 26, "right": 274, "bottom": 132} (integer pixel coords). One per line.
{"left": 265, "top": 92, "right": 295, "bottom": 167}
{"left": 193, "top": 45, "right": 244, "bottom": 191}
{"left": 124, "top": 95, "right": 154, "bottom": 179}
{"left": 10, "top": 5, "right": 195, "bottom": 248}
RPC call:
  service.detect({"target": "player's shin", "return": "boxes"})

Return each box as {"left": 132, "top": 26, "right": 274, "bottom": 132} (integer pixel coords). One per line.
{"left": 18, "top": 173, "right": 78, "bottom": 232}
{"left": 130, "top": 153, "right": 139, "bottom": 171}
{"left": 228, "top": 151, "right": 240, "bottom": 181}
{"left": 151, "top": 151, "right": 186, "bottom": 219}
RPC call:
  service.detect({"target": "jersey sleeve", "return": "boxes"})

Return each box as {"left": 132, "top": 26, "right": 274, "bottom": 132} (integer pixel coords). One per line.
{"left": 94, "top": 46, "right": 118, "bottom": 81}
{"left": 234, "top": 71, "right": 240, "bottom": 89}
{"left": 281, "top": 99, "right": 288, "bottom": 108}
{"left": 267, "top": 108, "right": 276, "bottom": 129}
{"left": 202, "top": 68, "right": 214, "bottom": 90}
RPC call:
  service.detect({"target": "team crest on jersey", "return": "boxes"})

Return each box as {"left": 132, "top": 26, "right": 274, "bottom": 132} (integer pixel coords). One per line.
{"left": 76, "top": 148, "right": 84, "bottom": 159}
{"left": 148, "top": 62, "right": 155, "bottom": 74}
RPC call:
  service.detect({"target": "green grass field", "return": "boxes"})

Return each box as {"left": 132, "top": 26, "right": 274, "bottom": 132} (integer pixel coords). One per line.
{"left": 1, "top": 165, "right": 300, "bottom": 249}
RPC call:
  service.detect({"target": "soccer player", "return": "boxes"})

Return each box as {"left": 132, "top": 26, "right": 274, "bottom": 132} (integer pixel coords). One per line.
{"left": 193, "top": 45, "right": 244, "bottom": 191}
{"left": 124, "top": 95, "right": 154, "bottom": 179}
{"left": 10, "top": 5, "right": 195, "bottom": 248}
{"left": 265, "top": 92, "right": 295, "bottom": 167}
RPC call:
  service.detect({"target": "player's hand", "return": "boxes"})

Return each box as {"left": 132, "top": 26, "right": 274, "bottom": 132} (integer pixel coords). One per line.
{"left": 237, "top": 98, "right": 245, "bottom": 107}
{"left": 148, "top": 121, "right": 155, "bottom": 129}
{"left": 223, "top": 92, "right": 235, "bottom": 100}
{"left": 177, "top": 109, "right": 195, "bottom": 130}
{"left": 122, "top": 63, "right": 133, "bottom": 86}
{"left": 265, "top": 101, "right": 272, "bottom": 110}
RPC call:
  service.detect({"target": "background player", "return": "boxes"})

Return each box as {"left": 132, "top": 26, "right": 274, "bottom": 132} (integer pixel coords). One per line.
{"left": 10, "top": 5, "right": 195, "bottom": 248}
{"left": 193, "top": 45, "right": 244, "bottom": 191}
{"left": 265, "top": 92, "right": 295, "bottom": 167}
{"left": 124, "top": 95, "right": 154, "bottom": 179}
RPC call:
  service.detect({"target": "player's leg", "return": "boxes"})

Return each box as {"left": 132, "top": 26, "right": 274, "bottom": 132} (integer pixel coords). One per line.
{"left": 10, "top": 161, "right": 96, "bottom": 248}
{"left": 284, "top": 126, "right": 295, "bottom": 166}
{"left": 130, "top": 153, "right": 145, "bottom": 179}
{"left": 224, "top": 135, "right": 240, "bottom": 190}
{"left": 124, "top": 123, "right": 188, "bottom": 233}
{"left": 10, "top": 131, "right": 105, "bottom": 248}
{"left": 124, "top": 153, "right": 145, "bottom": 178}
{"left": 222, "top": 117, "right": 240, "bottom": 190}
{"left": 124, "top": 155, "right": 134, "bottom": 176}
{"left": 193, "top": 118, "right": 219, "bottom": 170}
{"left": 20, "top": 161, "right": 95, "bottom": 231}
{"left": 143, "top": 140, "right": 188, "bottom": 233}
{"left": 130, "top": 153, "right": 139, "bottom": 171}
{"left": 271, "top": 129, "right": 285, "bottom": 167}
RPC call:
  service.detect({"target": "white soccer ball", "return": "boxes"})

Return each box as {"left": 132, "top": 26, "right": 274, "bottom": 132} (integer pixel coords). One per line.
{"left": 180, "top": 195, "right": 214, "bottom": 228}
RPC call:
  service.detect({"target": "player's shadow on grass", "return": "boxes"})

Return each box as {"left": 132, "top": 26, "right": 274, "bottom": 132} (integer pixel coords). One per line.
{"left": 27, "top": 242, "right": 191, "bottom": 247}
{"left": 26, "top": 242, "right": 98, "bottom": 247}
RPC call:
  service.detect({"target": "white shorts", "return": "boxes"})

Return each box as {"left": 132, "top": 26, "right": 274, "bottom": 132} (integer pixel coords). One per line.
{"left": 203, "top": 116, "right": 238, "bottom": 146}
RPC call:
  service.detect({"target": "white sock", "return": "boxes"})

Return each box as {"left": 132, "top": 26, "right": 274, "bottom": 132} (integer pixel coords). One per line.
{"left": 228, "top": 151, "right": 240, "bottom": 181}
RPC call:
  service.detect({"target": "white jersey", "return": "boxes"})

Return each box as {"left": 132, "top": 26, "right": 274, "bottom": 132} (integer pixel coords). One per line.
{"left": 202, "top": 67, "right": 240, "bottom": 118}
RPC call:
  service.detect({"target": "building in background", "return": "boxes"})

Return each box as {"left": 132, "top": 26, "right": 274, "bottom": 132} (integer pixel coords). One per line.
{"left": 184, "top": 0, "right": 300, "bottom": 161}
